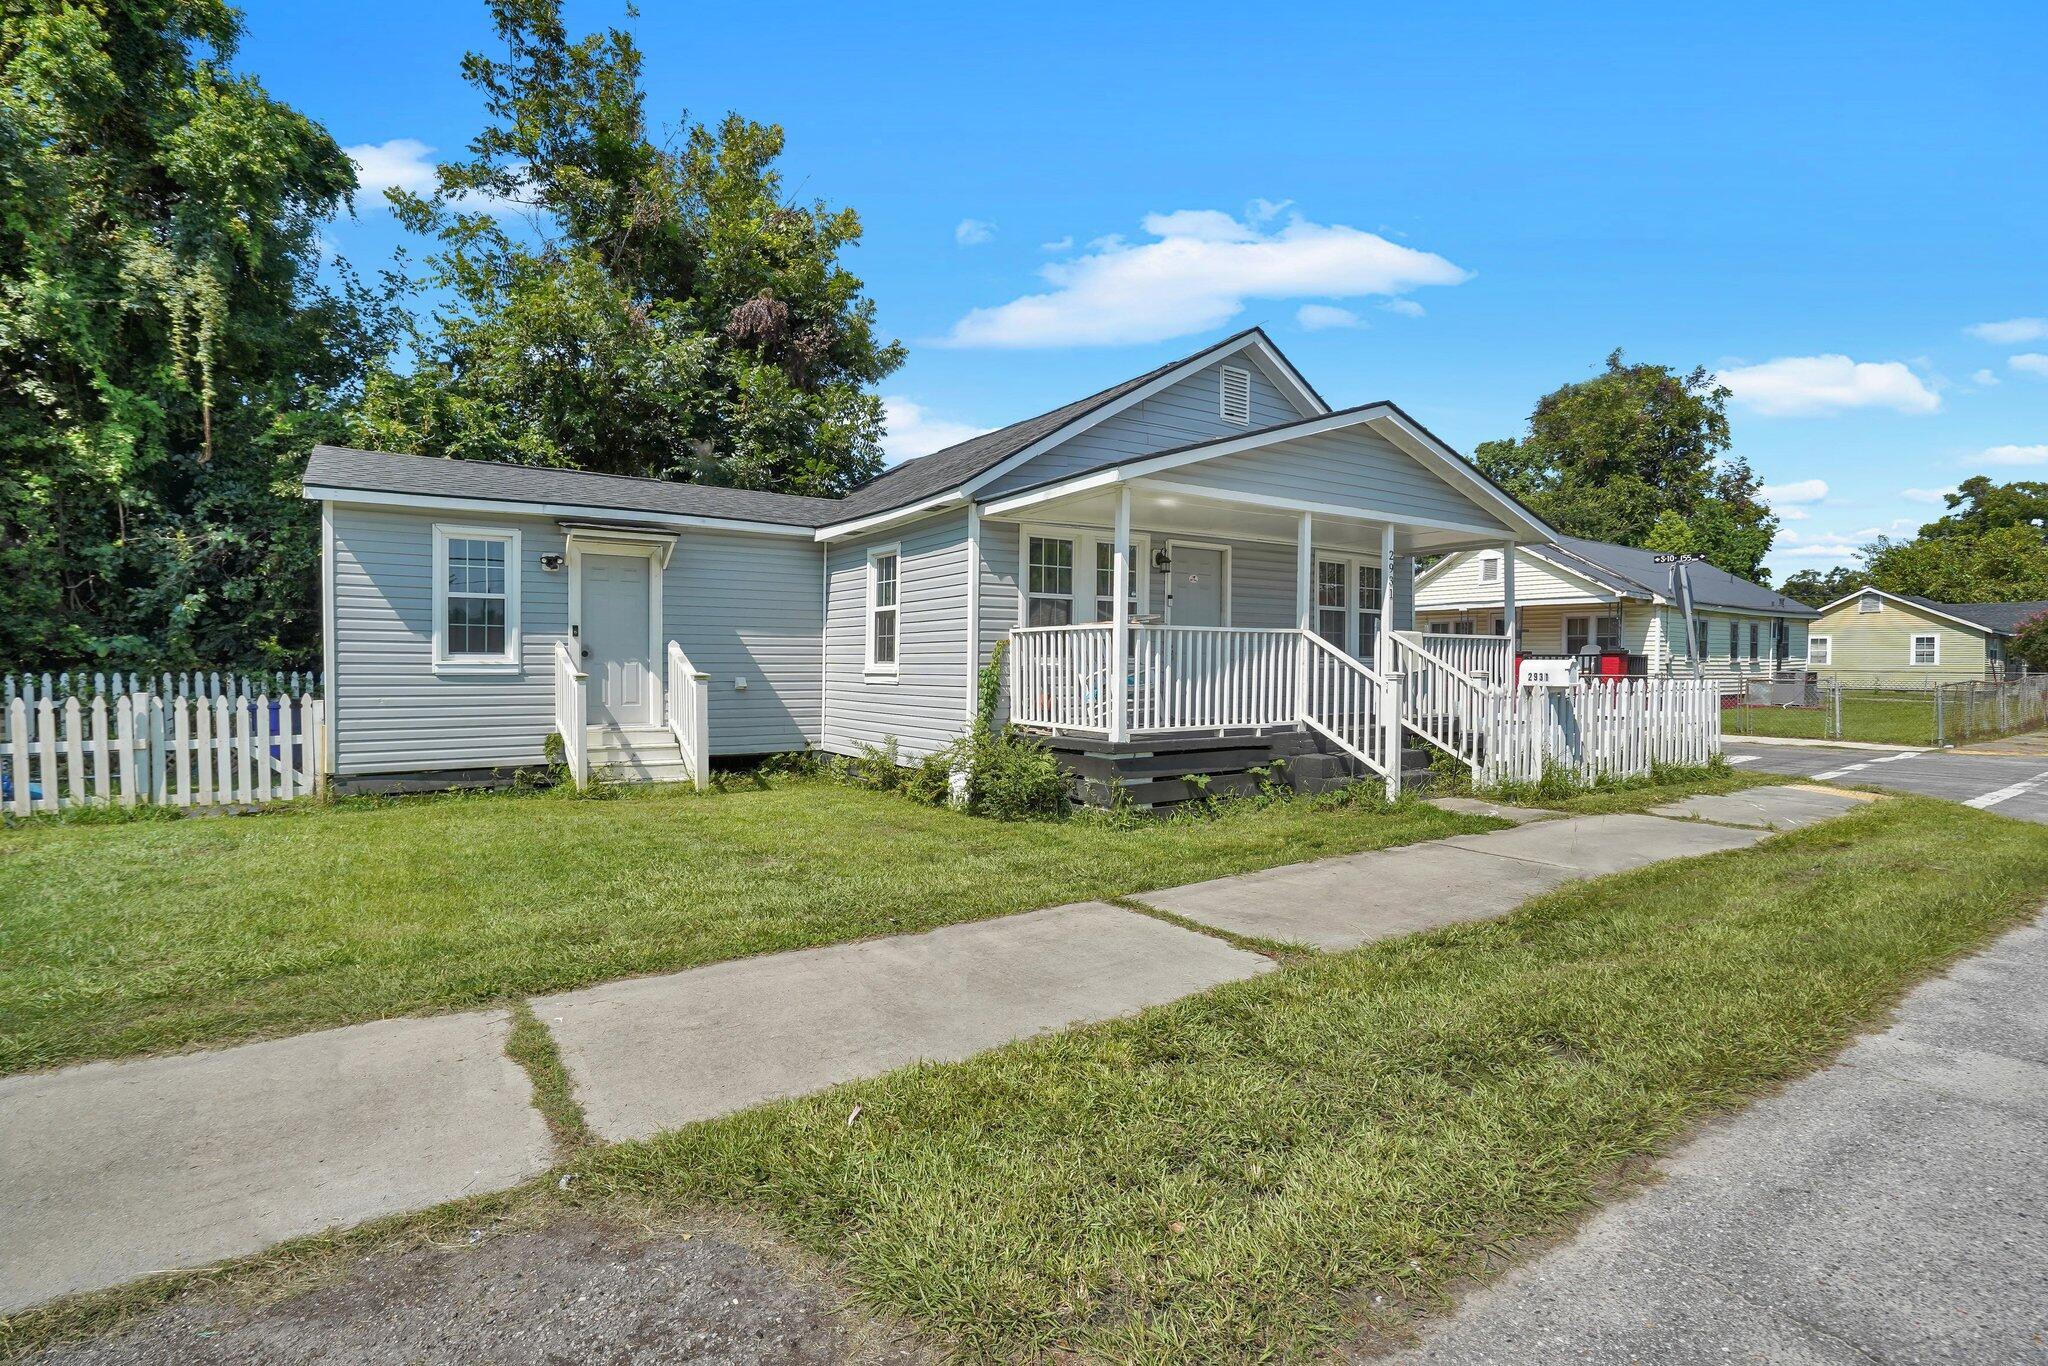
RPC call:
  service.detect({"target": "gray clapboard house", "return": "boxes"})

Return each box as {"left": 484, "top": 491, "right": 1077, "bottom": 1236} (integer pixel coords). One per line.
{"left": 304, "top": 328, "right": 1558, "bottom": 800}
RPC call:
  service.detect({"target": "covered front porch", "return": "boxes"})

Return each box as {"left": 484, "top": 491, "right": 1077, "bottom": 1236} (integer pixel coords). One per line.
{"left": 979, "top": 461, "right": 1533, "bottom": 788}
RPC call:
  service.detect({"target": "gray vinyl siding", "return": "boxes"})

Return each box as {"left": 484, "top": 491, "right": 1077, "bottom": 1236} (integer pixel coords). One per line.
{"left": 822, "top": 512, "right": 973, "bottom": 760}
{"left": 1168, "top": 428, "right": 1505, "bottom": 532}
{"left": 330, "top": 505, "right": 565, "bottom": 775}
{"left": 330, "top": 504, "right": 821, "bottom": 775}
{"left": 978, "top": 359, "right": 1308, "bottom": 497}
{"left": 662, "top": 530, "right": 823, "bottom": 754}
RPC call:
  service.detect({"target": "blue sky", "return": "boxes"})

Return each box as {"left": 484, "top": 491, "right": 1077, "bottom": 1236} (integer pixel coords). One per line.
{"left": 243, "top": 0, "right": 2046, "bottom": 582}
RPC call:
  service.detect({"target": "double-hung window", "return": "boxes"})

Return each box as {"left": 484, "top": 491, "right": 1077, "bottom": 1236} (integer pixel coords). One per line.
{"left": 1315, "top": 560, "right": 1349, "bottom": 647}
{"left": 1093, "top": 540, "right": 1143, "bottom": 623}
{"left": 433, "top": 525, "right": 520, "bottom": 669}
{"left": 866, "top": 548, "right": 899, "bottom": 672}
{"left": 1356, "top": 563, "right": 1382, "bottom": 665}
{"left": 1748, "top": 622, "right": 1761, "bottom": 664}
{"left": 1027, "top": 535, "right": 1076, "bottom": 627}
{"left": 1808, "top": 635, "right": 1832, "bottom": 666}
{"left": 1911, "top": 633, "right": 1939, "bottom": 666}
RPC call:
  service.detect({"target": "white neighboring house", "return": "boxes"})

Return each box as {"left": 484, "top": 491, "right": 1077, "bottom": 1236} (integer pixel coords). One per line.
{"left": 306, "top": 328, "right": 1710, "bottom": 803}
{"left": 1413, "top": 535, "right": 1816, "bottom": 684}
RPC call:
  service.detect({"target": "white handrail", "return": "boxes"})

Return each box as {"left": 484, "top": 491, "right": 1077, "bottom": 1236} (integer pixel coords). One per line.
{"left": 1300, "top": 631, "right": 1391, "bottom": 780}
{"left": 666, "top": 640, "right": 711, "bottom": 791}
{"left": 1393, "top": 630, "right": 1510, "bottom": 691}
{"left": 1009, "top": 623, "right": 1302, "bottom": 735}
{"left": 553, "top": 640, "right": 588, "bottom": 789}
{"left": 1391, "top": 632, "right": 1496, "bottom": 777}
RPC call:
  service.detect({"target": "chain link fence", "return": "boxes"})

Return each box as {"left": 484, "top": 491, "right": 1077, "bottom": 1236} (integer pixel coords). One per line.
{"left": 1721, "top": 673, "right": 2048, "bottom": 748}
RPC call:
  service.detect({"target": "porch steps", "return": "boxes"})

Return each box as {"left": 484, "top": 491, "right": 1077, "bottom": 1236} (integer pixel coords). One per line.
{"left": 1035, "top": 730, "right": 1437, "bottom": 812}
{"left": 587, "top": 725, "right": 695, "bottom": 784}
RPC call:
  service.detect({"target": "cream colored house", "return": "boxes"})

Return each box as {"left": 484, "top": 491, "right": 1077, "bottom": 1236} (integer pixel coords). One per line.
{"left": 1806, "top": 589, "right": 2046, "bottom": 684}
{"left": 1413, "top": 534, "right": 1815, "bottom": 682}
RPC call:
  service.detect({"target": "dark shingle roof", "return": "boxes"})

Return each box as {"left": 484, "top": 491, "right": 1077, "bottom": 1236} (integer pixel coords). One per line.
{"left": 1541, "top": 535, "right": 1816, "bottom": 617}
{"left": 302, "top": 446, "right": 843, "bottom": 526}
{"left": 304, "top": 329, "right": 1303, "bottom": 530}
{"left": 1899, "top": 595, "right": 2048, "bottom": 636}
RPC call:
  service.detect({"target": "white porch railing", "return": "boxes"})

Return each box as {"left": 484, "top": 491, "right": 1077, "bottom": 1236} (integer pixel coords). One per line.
{"left": 1391, "top": 631, "right": 1496, "bottom": 776}
{"left": 1129, "top": 626, "right": 1302, "bottom": 733}
{"left": 1301, "top": 631, "right": 1393, "bottom": 776}
{"left": 666, "top": 640, "right": 711, "bottom": 791}
{"left": 553, "top": 640, "right": 589, "bottom": 788}
{"left": 1403, "top": 632, "right": 1513, "bottom": 689}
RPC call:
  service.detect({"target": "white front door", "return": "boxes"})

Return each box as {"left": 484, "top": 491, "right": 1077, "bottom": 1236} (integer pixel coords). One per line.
{"left": 580, "top": 553, "right": 653, "bottom": 726}
{"left": 1169, "top": 547, "right": 1225, "bottom": 626}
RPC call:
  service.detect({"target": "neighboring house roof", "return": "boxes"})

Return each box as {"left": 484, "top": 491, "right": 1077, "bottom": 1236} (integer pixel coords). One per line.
{"left": 1416, "top": 534, "right": 1816, "bottom": 617}
{"left": 1816, "top": 587, "right": 2048, "bottom": 637}
{"left": 302, "top": 445, "right": 842, "bottom": 527}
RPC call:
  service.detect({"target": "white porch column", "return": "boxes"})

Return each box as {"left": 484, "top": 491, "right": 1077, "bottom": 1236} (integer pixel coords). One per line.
{"left": 1500, "top": 540, "right": 1517, "bottom": 644}
{"left": 1109, "top": 486, "right": 1132, "bottom": 743}
{"left": 1295, "top": 511, "right": 1313, "bottom": 727}
{"left": 1381, "top": 523, "right": 1401, "bottom": 797}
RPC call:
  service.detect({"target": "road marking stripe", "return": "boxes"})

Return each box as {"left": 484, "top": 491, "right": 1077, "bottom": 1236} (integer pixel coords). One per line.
{"left": 1963, "top": 770, "right": 2048, "bottom": 810}
{"left": 1810, "top": 751, "right": 1922, "bottom": 781}
{"left": 1725, "top": 755, "right": 1758, "bottom": 765}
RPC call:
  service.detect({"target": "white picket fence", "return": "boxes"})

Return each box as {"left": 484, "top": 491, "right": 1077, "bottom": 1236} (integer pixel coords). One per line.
{"left": 1482, "top": 677, "right": 1721, "bottom": 785}
{"left": 1, "top": 673, "right": 324, "bottom": 816}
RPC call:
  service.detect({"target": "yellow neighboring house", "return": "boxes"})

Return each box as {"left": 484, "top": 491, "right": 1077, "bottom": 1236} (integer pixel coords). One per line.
{"left": 1807, "top": 588, "right": 2048, "bottom": 685}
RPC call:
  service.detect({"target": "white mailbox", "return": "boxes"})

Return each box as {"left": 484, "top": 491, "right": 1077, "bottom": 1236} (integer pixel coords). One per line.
{"left": 1519, "top": 658, "right": 1577, "bottom": 689}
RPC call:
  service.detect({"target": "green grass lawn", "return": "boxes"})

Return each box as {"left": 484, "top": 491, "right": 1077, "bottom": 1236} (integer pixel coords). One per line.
{"left": 1480, "top": 764, "right": 1791, "bottom": 817}
{"left": 575, "top": 795, "right": 2048, "bottom": 1361}
{"left": 0, "top": 778, "right": 1489, "bottom": 1075}
{"left": 1728, "top": 694, "right": 1937, "bottom": 746}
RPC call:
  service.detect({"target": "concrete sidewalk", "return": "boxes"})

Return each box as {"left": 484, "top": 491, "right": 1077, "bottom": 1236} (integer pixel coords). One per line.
{"left": 1386, "top": 911, "right": 2048, "bottom": 1364}
{"left": 1, "top": 783, "right": 1858, "bottom": 1318}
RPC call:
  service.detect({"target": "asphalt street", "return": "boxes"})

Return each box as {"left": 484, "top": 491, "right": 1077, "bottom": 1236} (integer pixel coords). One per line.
{"left": 1726, "top": 741, "right": 2048, "bottom": 825}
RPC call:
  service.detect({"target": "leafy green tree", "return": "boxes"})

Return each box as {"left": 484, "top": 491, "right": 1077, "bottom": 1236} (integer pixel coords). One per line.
{"left": 1, "top": 0, "right": 389, "bottom": 672}
{"left": 1863, "top": 525, "right": 2048, "bottom": 603}
{"left": 1642, "top": 509, "right": 1695, "bottom": 554}
{"left": 1780, "top": 565, "right": 1870, "bottom": 607}
{"left": 1913, "top": 476, "right": 2048, "bottom": 540}
{"left": 1475, "top": 350, "right": 1778, "bottom": 580}
{"left": 357, "top": 0, "right": 903, "bottom": 495}
{"left": 2009, "top": 610, "right": 2048, "bottom": 672}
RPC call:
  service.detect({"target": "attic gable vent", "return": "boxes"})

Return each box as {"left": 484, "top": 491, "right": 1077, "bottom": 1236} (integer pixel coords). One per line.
{"left": 1219, "top": 365, "right": 1252, "bottom": 425}
{"left": 1859, "top": 593, "right": 1882, "bottom": 613}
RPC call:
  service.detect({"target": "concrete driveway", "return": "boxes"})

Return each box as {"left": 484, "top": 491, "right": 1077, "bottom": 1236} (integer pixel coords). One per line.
{"left": 1728, "top": 740, "right": 2048, "bottom": 823}
{"left": 1384, "top": 910, "right": 2048, "bottom": 1364}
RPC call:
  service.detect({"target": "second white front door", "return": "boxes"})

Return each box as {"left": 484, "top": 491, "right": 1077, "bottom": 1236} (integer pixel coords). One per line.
{"left": 580, "top": 553, "right": 653, "bottom": 726}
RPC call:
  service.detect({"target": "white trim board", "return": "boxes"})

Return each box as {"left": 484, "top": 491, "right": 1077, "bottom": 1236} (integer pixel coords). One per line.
{"left": 1816, "top": 586, "right": 2000, "bottom": 637}
{"left": 431, "top": 523, "right": 524, "bottom": 675}
{"left": 308, "top": 485, "right": 816, "bottom": 538}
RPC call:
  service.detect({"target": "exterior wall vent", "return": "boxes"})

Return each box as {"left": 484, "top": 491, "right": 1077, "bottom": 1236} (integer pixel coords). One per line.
{"left": 1219, "top": 365, "right": 1252, "bottom": 425}
{"left": 1859, "top": 593, "right": 1882, "bottom": 613}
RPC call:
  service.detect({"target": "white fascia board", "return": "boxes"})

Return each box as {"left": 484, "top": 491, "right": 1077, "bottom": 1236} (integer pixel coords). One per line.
{"left": 812, "top": 493, "right": 966, "bottom": 542}
{"left": 1361, "top": 409, "right": 1556, "bottom": 546}
{"left": 1237, "top": 334, "right": 1329, "bottom": 419}
{"left": 305, "top": 485, "right": 816, "bottom": 537}
{"left": 1139, "top": 479, "right": 1510, "bottom": 538}
{"left": 1815, "top": 586, "right": 1991, "bottom": 634}
{"left": 1518, "top": 546, "right": 1659, "bottom": 603}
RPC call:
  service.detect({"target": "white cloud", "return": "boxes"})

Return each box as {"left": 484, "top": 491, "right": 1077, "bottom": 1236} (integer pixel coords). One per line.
{"left": 1380, "top": 299, "right": 1426, "bottom": 318}
{"left": 1715, "top": 355, "right": 1940, "bottom": 416}
{"left": 1777, "top": 506, "right": 1809, "bottom": 520}
{"left": 1758, "top": 478, "right": 1829, "bottom": 504}
{"left": 941, "top": 207, "right": 1470, "bottom": 348}
{"left": 1040, "top": 235, "right": 1073, "bottom": 253}
{"left": 1967, "top": 318, "right": 2048, "bottom": 344}
{"left": 955, "top": 218, "right": 995, "bottom": 247}
{"left": 1973, "top": 368, "right": 2001, "bottom": 386}
{"left": 1901, "top": 486, "right": 1955, "bottom": 504}
{"left": 2011, "top": 354, "right": 2048, "bottom": 378}
{"left": 1296, "top": 304, "right": 1364, "bottom": 331}
{"left": 345, "top": 138, "right": 439, "bottom": 198}
{"left": 1772, "top": 526, "right": 1881, "bottom": 560}
{"left": 1980, "top": 443, "right": 2048, "bottom": 466}
{"left": 880, "top": 397, "right": 988, "bottom": 464}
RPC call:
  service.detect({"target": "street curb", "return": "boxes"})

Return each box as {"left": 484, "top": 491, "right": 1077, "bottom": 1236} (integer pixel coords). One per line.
{"left": 1726, "top": 737, "right": 1939, "bottom": 754}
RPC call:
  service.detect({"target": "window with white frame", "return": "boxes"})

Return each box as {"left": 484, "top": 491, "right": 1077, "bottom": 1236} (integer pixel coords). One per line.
{"left": 1567, "top": 614, "right": 1621, "bottom": 655}
{"left": 434, "top": 526, "right": 520, "bottom": 667}
{"left": 1027, "top": 535, "right": 1075, "bottom": 626}
{"left": 1808, "top": 635, "right": 1832, "bottom": 666}
{"left": 1748, "top": 622, "right": 1761, "bottom": 663}
{"left": 1357, "top": 562, "right": 1382, "bottom": 665}
{"left": 1727, "top": 621, "right": 1742, "bottom": 662}
{"left": 866, "top": 548, "right": 899, "bottom": 670}
{"left": 1093, "top": 539, "right": 1144, "bottom": 623}
{"left": 1315, "top": 560, "right": 1349, "bottom": 647}
{"left": 1911, "top": 633, "right": 1939, "bottom": 666}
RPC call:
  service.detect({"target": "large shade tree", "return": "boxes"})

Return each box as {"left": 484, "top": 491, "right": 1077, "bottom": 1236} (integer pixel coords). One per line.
{"left": 1474, "top": 351, "right": 1778, "bottom": 580}
{"left": 0, "top": 0, "right": 389, "bottom": 673}
{"left": 356, "top": 0, "right": 904, "bottom": 495}
{"left": 1858, "top": 476, "right": 2048, "bottom": 602}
